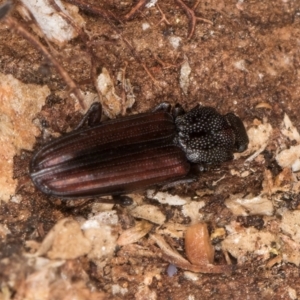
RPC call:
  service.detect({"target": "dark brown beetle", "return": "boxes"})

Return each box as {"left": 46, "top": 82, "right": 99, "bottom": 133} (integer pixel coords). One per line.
{"left": 30, "top": 102, "right": 249, "bottom": 204}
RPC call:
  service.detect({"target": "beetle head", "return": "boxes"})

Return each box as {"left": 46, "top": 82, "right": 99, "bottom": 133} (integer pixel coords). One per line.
{"left": 174, "top": 105, "right": 248, "bottom": 164}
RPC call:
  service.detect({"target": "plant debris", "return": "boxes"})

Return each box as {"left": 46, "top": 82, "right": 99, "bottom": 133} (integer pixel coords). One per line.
{"left": 1, "top": 0, "right": 300, "bottom": 298}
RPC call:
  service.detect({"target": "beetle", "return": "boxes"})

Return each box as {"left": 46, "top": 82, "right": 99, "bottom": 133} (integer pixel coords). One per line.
{"left": 30, "top": 102, "right": 249, "bottom": 205}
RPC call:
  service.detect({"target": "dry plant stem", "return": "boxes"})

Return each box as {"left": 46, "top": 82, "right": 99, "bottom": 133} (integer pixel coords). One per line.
{"left": 155, "top": 4, "right": 171, "bottom": 26}
{"left": 64, "top": 0, "right": 121, "bottom": 24}
{"left": 153, "top": 53, "right": 184, "bottom": 69}
{"left": 114, "top": 30, "right": 158, "bottom": 84}
{"left": 123, "top": 0, "right": 149, "bottom": 20}
{"left": 141, "top": 64, "right": 158, "bottom": 84}
{"left": 47, "top": 0, "right": 101, "bottom": 103}
{"left": 33, "top": 0, "right": 109, "bottom": 111}
{"left": 19, "top": 3, "right": 68, "bottom": 68}
{"left": 64, "top": 0, "right": 157, "bottom": 83}
{"left": 120, "top": 63, "right": 128, "bottom": 116}
{"left": 174, "top": 0, "right": 213, "bottom": 39}
{"left": 150, "top": 234, "right": 232, "bottom": 274}
{"left": 48, "top": 0, "right": 111, "bottom": 110}
{"left": 3, "top": 16, "right": 86, "bottom": 109}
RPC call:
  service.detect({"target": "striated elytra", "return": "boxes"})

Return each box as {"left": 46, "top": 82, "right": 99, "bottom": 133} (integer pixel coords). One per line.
{"left": 30, "top": 102, "right": 249, "bottom": 203}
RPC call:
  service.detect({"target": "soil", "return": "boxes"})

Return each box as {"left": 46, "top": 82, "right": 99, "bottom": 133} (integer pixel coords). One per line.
{"left": 1, "top": 0, "right": 300, "bottom": 299}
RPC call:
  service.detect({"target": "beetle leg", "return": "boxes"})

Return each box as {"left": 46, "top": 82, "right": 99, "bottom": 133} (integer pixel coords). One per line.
{"left": 172, "top": 103, "right": 186, "bottom": 117}
{"left": 70, "top": 195, "right": 133, "bottom": 207}
{"left": 160, "top": 177, "right": 196, "bottom": 190}
{"left": 61, "top": 195, "right": 133, "bottom": 210}
{"left": 225, "top": 112, "right": 249, "bottom": 152}
{"left": 194, "top": 164, "right": 208, "bottom": 172}
{"left": 80, "top": 195, "right": 133, "bottom": 207}
{"left": 112, "top": 195, "right": 133, "bottom": 206}
{"left": 152, "top": 102, "right": 171, "bottom": 113}
{"left": 75, "top": 102, "right": 102, "bottom": 130}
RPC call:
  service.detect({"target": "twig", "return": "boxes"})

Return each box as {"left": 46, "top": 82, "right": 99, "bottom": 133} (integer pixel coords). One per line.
{"left": 119, "top": 62, "right": 128, "bottom": 116}
{"left": 123, "top": 0, "right": 149, "bottom": 21}
{"left": 155, "top": 4, "right": 171, "bottom": 26}
{"left": 3, "top": 16, "right": 86, "bottom": 109}
{"left": 64, "top": 0, "right": 121, "bottom": 24}
{"left": 63, "top": 0, "right": 157, "bottom": 83}
{"left": 48, "top": 0, "right": 112, "bottom": 112}
{"left": 153, "top": 53, "right": 184, "bottom": 69}
{"left": 141, "top": 63, "right": 158, "bottom": 83}
{"left": 174, "top": 0, "right": 213, "bottom": 39}
{"left": 0, "top": 0, "right": 85, "bottom": 108}
{"left": 18, "top": 3, "right": 61, "bottom": 59}
{"left": 121, "top": 35, "right": 158, "bottom": 84}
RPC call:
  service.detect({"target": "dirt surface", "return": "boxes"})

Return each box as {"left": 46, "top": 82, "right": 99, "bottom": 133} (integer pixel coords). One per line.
{"left": 1, "top": 0, "right": 300, "bottom": 299}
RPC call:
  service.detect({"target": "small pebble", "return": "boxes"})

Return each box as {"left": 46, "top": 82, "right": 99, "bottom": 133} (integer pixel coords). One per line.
{"left": 167, "top": 264, "right": 178, "bottom": 277}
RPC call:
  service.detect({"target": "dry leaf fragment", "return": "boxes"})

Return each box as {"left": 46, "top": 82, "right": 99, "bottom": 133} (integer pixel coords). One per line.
{"left": 97, "top": 67, "right": 122, "bottom": 118}
{"left": 185, "top": 223, "right": 214, "bottom": 265}
{"left": 243, "top": 122, "right": 273, "bottom": 161}
{"left": 276, "top": 145, "right": 300, "bottom": 172}
{"left": 47, "top": 219, "right": 92, "bottom": 260}
{"left": 150, "top": 233, "right": 231, "bottom": 274}
{"left": 135, "top": 285, "right": 157, "bottom": 300}
{"left": 117, "top": 220, "right": 153, "bottom": 246}
{"left": 147, "top": 190, "right": 190, "bottom": 205}
{"left": 225, "top": 193, "right": 274, "bottom": 216}
{"left": 182, "top": 201, "right": 205, "bottom": 224}
{"left": 281, "top": 113, "right": 300, "bottom": 143}
{"left": 280, "top": 210, "right": 300, "bottom": 244}
{"left": 255, "top": 102, "right": 272, "bottom": 110}
{"left": 26, "top": 218, "right": 92, "bottom": 260}
{"left": 83, "top": 225, "right": 118, "bottom": 260}
{"left": 130, "top": 205, "right": 166, "bottom": 225}
{"left": 222, "top": 226, "right": 278, "bottom": 264}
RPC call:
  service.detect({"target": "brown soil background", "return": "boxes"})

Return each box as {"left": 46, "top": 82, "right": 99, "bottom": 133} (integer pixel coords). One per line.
{"left": 1, "top": 0, "right": 300, "bottom": 299}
